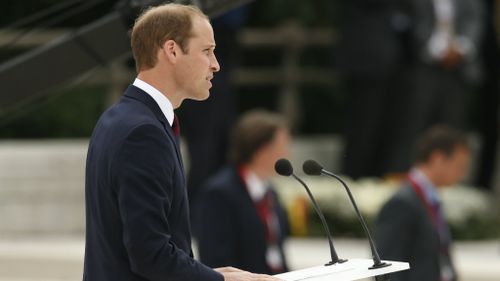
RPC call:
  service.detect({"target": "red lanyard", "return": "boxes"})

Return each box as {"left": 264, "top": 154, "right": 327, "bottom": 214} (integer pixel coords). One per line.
{"left": 237, "top": 166, "right": 276, "bottom": 242}
{"left": 407, "top": 174, "right": 451, "bottom": 256}
{"left": 407, "top": 174, "right": 439, "bottom": 228}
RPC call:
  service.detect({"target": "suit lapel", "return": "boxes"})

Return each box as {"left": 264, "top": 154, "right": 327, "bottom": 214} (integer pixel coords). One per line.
{"left": 123, "top": 86, "right": 185, "bottom": 173}
{"left": 234, "top": 167, "right": 267, "bottom": 232}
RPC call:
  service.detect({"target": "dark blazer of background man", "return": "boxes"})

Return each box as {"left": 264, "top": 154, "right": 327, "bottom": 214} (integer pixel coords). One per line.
{"left": 195, "top": 111, "right": 290, "bottom": 275}
{"left": 83, "top": 4, "right": 279, "bottom": 281}
{"left": 375, "top": 126, "right": 470, "bottom": 281}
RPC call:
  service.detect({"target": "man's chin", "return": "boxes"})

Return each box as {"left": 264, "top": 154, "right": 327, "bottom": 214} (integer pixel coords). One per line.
{"left": 198, "top": 91, "right": 211, "bottom": 101}
{"left": 188, "top": 92, "right": 210, "bottom": 102}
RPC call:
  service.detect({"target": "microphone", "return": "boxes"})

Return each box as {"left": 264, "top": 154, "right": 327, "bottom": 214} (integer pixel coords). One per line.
{"left": 275, "top": 158, "right": 346, "bottom": 266}
{"left": 303, "top": 160, "right": 391, "bottom": 270}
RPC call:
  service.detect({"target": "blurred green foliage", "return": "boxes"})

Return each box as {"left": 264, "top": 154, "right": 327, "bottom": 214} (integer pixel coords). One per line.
{"left": 449, "top": 215, "right": 500, "bottom": 240}
{"left": 0, "top": 86, "right": 109, "bottom": 138}
{"left": 307, "top": 206, "right": 500, "bottom": 240}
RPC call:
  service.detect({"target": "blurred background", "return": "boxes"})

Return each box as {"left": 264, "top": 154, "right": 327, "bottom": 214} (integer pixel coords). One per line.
{"left": 0, "top": 0, "right": 499, "bottom": 280}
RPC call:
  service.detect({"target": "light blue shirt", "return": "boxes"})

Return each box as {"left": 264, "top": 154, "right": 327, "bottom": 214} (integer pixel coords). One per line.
{"left": 409, "top": 168, "right": 440, "bottom": 206}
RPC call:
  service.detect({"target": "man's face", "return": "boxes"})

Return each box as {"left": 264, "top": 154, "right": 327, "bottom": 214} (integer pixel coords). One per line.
{"left": 175, "top": 16, "right": 220, "bottom": 101}
{"left": 259, "top": 128, "right": 291, "bottom": 177}
{"left": 434, "top": 145, "right": 470, "bottom": 187}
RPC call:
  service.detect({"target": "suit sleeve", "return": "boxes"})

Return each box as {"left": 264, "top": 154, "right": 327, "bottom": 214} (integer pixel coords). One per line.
{"left": 112, "top": 124, "right": 222, "bottom": 281}
{"left": 196, "top": 187, "right": 237, "bottom": 268}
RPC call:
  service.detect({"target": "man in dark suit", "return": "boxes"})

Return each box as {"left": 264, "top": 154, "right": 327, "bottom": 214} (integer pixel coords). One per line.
{"left": 83, "top": 3, "right": 279, "bottom": 281}
{"left": 388, "top": 0, "right": 484, "bottom": 174}
{"left": 336, "top": 0, "right": 412, "bottom": 179}
{"left": 195, "top": 110, "right": 290, "bottom": 274}
{"left": 375, "top": 126, "right": 470, "bottom": 281}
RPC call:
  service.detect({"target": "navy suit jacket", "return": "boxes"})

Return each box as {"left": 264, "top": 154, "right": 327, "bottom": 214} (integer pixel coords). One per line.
{"left": 83, "top": 85, "right": 222, "bottom": 281}
{"left": 374, "top": 184, "right": 456, "bottom": 281}
{"left": 194, "top": 165, "right": 289, "bottom": 274}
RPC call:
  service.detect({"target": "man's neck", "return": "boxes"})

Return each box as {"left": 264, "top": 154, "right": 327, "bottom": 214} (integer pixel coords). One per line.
{"left": 245, "top": 162, "right": 270, "bottom": 182}
{"left": 415, "top": 164, "right": 439, "bottom": 188}
{"left": 137, "top": 71, "right": 182, "bottom": 108}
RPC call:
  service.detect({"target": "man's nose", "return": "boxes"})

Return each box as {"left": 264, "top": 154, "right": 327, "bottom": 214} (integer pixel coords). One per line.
{"left": 211, "top": 55, "right": 220, "bottom": 72}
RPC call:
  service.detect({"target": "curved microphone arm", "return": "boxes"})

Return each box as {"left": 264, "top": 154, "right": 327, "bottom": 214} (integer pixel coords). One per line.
{"left": 291, "top": 174, "right": 346, "bottom": 266}
{"left": 320, "top": 170, "right": 390, "bottom": 269}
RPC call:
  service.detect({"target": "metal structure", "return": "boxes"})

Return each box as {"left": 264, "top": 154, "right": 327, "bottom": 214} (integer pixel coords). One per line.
{"left": 0, "top": 0, "right": 254, "bottom": 114}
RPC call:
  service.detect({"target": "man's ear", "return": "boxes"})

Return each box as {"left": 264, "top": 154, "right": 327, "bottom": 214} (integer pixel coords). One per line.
{"left": 162, "top": 40, "right": 177, "bottom": 63}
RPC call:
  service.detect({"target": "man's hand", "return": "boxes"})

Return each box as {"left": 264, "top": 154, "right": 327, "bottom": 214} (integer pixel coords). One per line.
{"left": 215, "top": 267, "right": 284, "bottom": 281}
{"left": 440, "top": 44, "right": 463, "bottom": 69}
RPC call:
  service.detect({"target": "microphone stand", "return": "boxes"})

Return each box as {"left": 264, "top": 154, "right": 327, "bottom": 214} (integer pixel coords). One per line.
{"left": 292, "top": 174, "right": 347, "bottom": 266}
{"left": 320, "top": 169, "right": 390, "bottom": 270}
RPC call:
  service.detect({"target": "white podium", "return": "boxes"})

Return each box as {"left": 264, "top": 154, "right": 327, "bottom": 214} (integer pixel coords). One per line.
{"left": 274, "top": 259, "right": 409, "bottom": 281}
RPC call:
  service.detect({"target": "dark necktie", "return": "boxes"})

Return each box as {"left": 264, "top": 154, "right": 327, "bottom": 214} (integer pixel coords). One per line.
{"left": 172, "top": 115, "right": 180, "bottom": 137}
{"left": 256, "top": 191, "right": 275, "bottom": 242}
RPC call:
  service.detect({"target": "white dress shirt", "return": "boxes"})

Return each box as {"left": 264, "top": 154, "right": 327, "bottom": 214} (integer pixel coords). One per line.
{"left": 133, "top": 78, "right": 174, "bottom": 126}
{"left": 428, "top": 0, "right": 473, "bottom": 59}
{"left": 242, "top": 169, "right": 284, "bottom": 271}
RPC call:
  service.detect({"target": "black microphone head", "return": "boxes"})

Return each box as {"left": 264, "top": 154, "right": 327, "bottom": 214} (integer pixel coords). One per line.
{"left": 275, "top": 158, "right": 293, "bottom": 176}
{"left": 303, "top": 160, "right": 323, "bottom": 175}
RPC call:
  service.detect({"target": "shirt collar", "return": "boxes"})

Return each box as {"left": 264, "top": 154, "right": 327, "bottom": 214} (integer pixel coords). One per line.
{"left": 410, "top": 168, "right": 440, "bottom": 204}
{"left": 133, "top": 78, "right": 174, "bottom": 126}
{"left": 243, "top": 169, "right": 269, "bottom": 202}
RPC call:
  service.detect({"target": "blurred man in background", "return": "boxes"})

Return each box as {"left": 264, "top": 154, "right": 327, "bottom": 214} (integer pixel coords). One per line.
{"left": 387, "top": 0, "right": 483, "bottom": 174}
{"left": 336, "top": 0, "right": 412, "bottom": 179}
{"left": 195, "top": 110, "right": 290, "bottom": 274}
{"left": 475, "top": 0, "right": 500, "bottom": 189}
{"left": 375, "top": 126, "right": 470, "bottom": 281}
